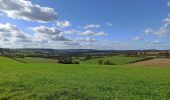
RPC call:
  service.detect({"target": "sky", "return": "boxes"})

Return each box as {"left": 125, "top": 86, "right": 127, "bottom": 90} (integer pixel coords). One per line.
{"left": 0, "top": 0, "right": 170, "bottom": 50}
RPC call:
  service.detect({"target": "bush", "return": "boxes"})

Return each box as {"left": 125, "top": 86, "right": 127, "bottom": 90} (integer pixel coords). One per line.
{"left": 74, "top": 61, "right": 80, "bottom": 64}
{"left": 98, "top": 60, "right": 103, "bottom": 65}
{"left": 58, "top": 56, "right": 73, "bottom": 64}
{"left": 85, "top": 55, "right": 92, "bottom": 60}
{"left": 58, "top": 56, "right": 80, "bottom": 64}
{"left": 104, "top": 60, "right": 115, "bottom": 65}
{"left": 104, "top": 60, "right": 110, "bottom": 65}
{"left": 98, "top": 60, "right": 115, "bottom": 65}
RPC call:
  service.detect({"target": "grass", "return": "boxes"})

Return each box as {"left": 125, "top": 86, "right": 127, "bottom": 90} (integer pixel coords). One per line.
{"left": 15, "top": 57, "right": 58, "bottom": 63}
{"left": 0, "top": 56, "right": 170, "bottom": 99}
{"left": 81, "top": 56, "right": 140, "bottom": 65}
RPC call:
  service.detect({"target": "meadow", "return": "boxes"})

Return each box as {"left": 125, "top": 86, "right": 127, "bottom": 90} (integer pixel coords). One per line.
{"left": 15, "top": 57, "right": 58, "bottom": 63}
{"left": 0, "top": 56, "right": 170, "bottom": 100}
{"left": 80, "top": 56, "right": 141, "bottom": 65}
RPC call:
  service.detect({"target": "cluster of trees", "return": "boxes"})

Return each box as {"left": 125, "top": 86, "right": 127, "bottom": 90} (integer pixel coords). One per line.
{"left": 84, "top": 55, "right": 92, "bottom": 60}
{"left": 136, "top": 51, "right": 170, "bottom": 57}
{"left": 98, "top": 60, "right": 115, "bottom": 65}
{"left": 83, "top": 55, "right": 105, "bottom": 61}
{"left": 58, "top": 56, "right": 79, "bottom": 64}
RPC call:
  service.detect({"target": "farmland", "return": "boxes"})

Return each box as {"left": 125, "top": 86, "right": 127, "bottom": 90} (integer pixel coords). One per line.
{"left": 80, "top": 56, "right": 141, "bottom": 65}
{"left": 0, "top": 56, "right": 170, "bottom": 100}
{"left": 15, "top": 57, "right": 58, "bottom": 63}
{"left": 14, "top": 56, "right": 141, "bottom": 65}
{"left": 133, "top": 58, "right": 170, "bottom": 66}
{"left": 1, "top": 0, "right": 170, "bottom": 99}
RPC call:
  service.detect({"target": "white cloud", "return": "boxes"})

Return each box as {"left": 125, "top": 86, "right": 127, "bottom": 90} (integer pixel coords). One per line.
{"left": 145, "top": 40, "right": 162, "bottom": 47}
{"left": 56, "top": 20, "right": 71, "bottom": 28}
{"left": 62, "top": 29, "right": 108, "bottom": 36}
{"left": 143, "top": 27, "right": 170, "bottom": 37}
{"left": 31, "top": 26, "right": 61, "bottom": 35}
{"left": 0, "top": 23, "right": 31, "bottom": 43}
{"left": 143, "top": 1, "right": 170, "bottom": 37}
{"left": 103, "top": 40, "right": 119, "bottom": 44}
{"left": 0, "top": 0, "right": 130, "bottom": 49}
{"left": 168, "top": 1, "right": 170, "bottom": 7}
{"left": 30, "top": 26, "right": 69, "bottom": 42}
{"left": 84, "top": 24, "right": 100, "bottom": 29}
{"left": 106, "top": 22, "right": 113, "bottom": 27}
{"left": 131, "top": 37, "right": 140, "bottom": 41}
{"left": 63, "top": 41, "right": 80, "bottom": 46}
{"left": 153, "top": 40, "right": 161, "bottom": 44}
{"left": 163, "top": 17, "right": 170, "bottom": 27}
{"left": 76, "top": 37, "right": 96, "bottom": 42}
{"left": 154, "top": 27, "right": 170, "bottom": 36}
{"left": 81, "top": 30, "right": 107, "bottom": 36}
{"left": 0, "top": 0, "right": 57, "bottom": 22}
{"left": 62, "top": 29, "right": 80, "bottom": 35}
{"left": 143, "top": 28, "right": 153, "bottom": 35}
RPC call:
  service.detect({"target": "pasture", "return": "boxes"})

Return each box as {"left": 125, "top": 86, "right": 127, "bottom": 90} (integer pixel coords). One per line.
{"left": 80, "top": 56, "right": 141, "bottom": 65}
{"left": 0, "top": 56, "right": 170, "bottom": 99}
{"left": 15, "top": 57, "right": 58, "bottom": 63}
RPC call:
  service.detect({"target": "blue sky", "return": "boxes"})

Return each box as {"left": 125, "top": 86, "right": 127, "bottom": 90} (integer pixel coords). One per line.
{"left": 0, "top": 0, "right": 170, "bottom": 50}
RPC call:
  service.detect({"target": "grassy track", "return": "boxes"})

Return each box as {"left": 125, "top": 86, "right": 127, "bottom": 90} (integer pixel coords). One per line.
{"left": 0, "top": 56, "right": 170, "bottom": 99}
{"left": 81, "top": 56, "right": 140, "bottom": 65}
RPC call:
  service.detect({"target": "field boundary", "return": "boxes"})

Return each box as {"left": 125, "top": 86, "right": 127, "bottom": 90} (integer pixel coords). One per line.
{"left": 9, "top": 57, "right": 28, "bottom": 64}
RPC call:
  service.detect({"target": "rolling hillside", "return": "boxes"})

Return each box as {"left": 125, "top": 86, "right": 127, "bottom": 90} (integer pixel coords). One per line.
{"left": 0, "top": 56, "right": 170, "bottom": 99}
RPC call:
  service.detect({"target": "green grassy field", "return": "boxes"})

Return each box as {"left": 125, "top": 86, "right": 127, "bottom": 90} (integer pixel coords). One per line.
{"left": 14, "top": 56, "right": 139, "bottom": 65}
{"left": 15, "top": 57, "right": 58, "bottom": 63}
{"left": 81, "top": 56, "right": 140, "bottom": 65}
{"left": 0, "top": 56, "right": 170, "bottom": 100}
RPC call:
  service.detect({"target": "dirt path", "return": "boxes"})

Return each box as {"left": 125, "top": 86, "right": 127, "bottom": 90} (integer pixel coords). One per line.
{"left": 132, "top": 58, "right": 170, "bottom": 66}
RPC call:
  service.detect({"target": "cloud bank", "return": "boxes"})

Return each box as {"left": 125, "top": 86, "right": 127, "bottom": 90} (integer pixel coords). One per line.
{"left": 0, "top": 0, "right": 57, "bottom": 22}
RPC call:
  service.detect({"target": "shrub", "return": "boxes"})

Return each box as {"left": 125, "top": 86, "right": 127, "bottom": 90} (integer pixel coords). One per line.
{"left": 74, "top": 61, "right": 80, "bottom": 64}
{"left": 104, "top": 60, "right": 110, "bottom": 65}
{"left": 58, "top": 56, "right": 73, "bottom": 64}
{"left": 85, "top": 55, "right": 92, "bottom": 60}
{"left": 98, "top": 60, "right": 103, "bottom": 65}
{"left": 104, "top": 60, "right": 115, "bottom": 65}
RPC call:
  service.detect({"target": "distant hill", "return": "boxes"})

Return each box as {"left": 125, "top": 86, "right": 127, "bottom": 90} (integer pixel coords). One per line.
{"left": 0, "top": 48, "right": 170, "bottom": 57}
